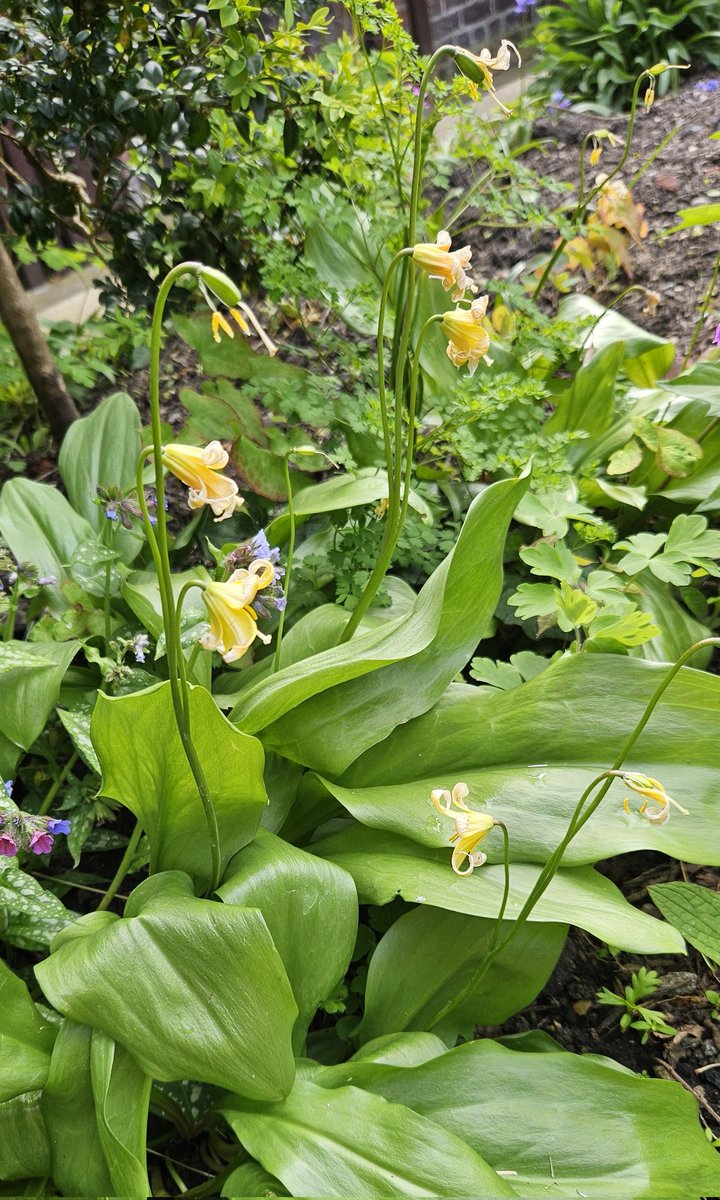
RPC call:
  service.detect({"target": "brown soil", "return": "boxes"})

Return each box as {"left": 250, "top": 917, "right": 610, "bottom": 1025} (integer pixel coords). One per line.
{"left": 465, "top": 75, "right": 720, "bottom": 356}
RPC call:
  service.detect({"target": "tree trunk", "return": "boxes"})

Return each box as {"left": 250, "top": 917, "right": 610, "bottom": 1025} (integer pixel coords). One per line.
{"left": 0, "top": 236, "right": 79, "bottom": 442}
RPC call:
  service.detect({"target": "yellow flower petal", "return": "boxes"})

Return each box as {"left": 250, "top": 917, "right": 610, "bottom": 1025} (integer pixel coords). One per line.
{"left": 201, "top": 559, "right": 275, "bottom": 663}
{"left": 431, "top": 782, "right": 494, "bottom": 875}
{"left": 442, "top": 297, "right": 491, "bottom": 375}
{"left": 211, "top": 311, "right": 234, "bottom": 343}
{"left": 412, "top": 231, "right": 476, "bottom": 301}
{"left": 161, "top": 441, "right": 242, "bottom": 522}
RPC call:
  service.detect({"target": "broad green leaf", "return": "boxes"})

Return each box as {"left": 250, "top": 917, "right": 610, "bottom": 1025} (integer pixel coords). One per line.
{"left": 90, "top": 1030, "right": 151, "bottom": 1197}
{"left": 40, "top": 1021, "right": 115, "bottom": 1196}
{"left": 630, "top": 574, "right": 712, "bottom": 666}
{"left": 35, "top": 872, "right": 297, "bottom": 1101}
{"left": 556, "top": 296, "right": 675, "bottom": 387}
{"left": 358, "top": 908, "right": 566, "bottom": 1044}
{"left": 0, "top": 1091, "right": 50, "bottom": 1182}
{"left": 0, "top": 857, "right": 70, "bottom": 951}
{"left": 544, "top": 341, "right": 624, "bottom": 439}
{"left": 0, "top": 960, "right": 56, "bottom": 1101}
{"left": 180, "top": 379, "right": 267, "bottom": 446}
{"left": 58, "top": 391, "right": 142, "bottom": 564}
{"left": 607, "top": 438, "right": 644, "bottom": 475}
{"left": 219, "top": 829, "right": 358, "bottom": 1051}
{"left": 234, "top": 474, "right": 529, "bottom": 774}
{"left": 304, "top": 200, "right": 385, "bottom": 335}
{"left": 649, "top": 881, "right": 720, "bottom": 963}
{"left": 633, "top": 415, "right": 704, "bottom": 478}
{"left": 57, "top": 706, "right": 100, "bottom": 773}
{"left": 350, "top": 1032, "right": 449, "bottom": 1069}
{"left": 221, "top": 1162, "right": 289, "bottom": 1198}
{"left": 313, "top": 1038, "right": 720, "bottom": 1200}
{"left": 665, "top": 203, "right": 720, "bottom": 233}
{"left": 0, "top": 640, "right": 79, "bottom": 774}
{"left": 91, "top": 681, "right": 266, "bottom": 887}
{"left": 121, "top": 566, "right": 211, "bottom": 642}
{"left": 290, "top": 469, "right": 432, "bottom": 524}
{"left": 311, "top": 827, "right": 682, "bottom": 952}
{"left": 337, "top": 655, "right": 720, "bottom": 870}
{"left": 658, "top": 361, "right": 720, "bottom": 415}
{"left": 506, "top": 581, "right": 558, "bottom": 621}
{"left": 219, "top": 1077, "right": 515, "bottom": 1198}
{"left": 0, "top": 478, "right": 94, "bottom": 612}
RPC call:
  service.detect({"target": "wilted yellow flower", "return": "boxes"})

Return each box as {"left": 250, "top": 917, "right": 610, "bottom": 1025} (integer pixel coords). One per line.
{"left": 442, "top": 296, "right": 491, "bottom": 376}
{"left": 431, "top": 782, "right": 495, "bottom": 876}
{"left": 161, "top": 441, "right": 241, "bottom": 522}
{"left": 211, "top": 307, "right": 251, "bottom": 344}
{"left": 201, "top": 559, "right": 275, "bottom": 663}
{"left": 454, "top": 40, "right": 521, "bottom": 114}
{"left": 412, "top": 230, "right": 476, "bottom": 301}
{"left": 622, "top": 773, "right": 688, "bottom": 825}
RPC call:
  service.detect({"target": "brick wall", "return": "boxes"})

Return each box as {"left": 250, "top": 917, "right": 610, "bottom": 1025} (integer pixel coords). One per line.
{"left": 427, "top": 0, "right": 519, "bottom": 49}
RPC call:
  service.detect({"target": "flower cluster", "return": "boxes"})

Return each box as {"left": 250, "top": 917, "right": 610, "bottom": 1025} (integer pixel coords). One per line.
{"left": 411, "top": 230, "right": 491, "bottom": 375}
{"left": 0, "top": 786, "right": 70, "bottom": 858}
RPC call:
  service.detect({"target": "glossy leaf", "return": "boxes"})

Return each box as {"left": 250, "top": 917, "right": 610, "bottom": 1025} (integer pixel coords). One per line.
{"left": 314, "top": 1038, "right": 720, "bottom": 1200}
{"left": 90, "top": 1030, "right": 151, "bottom": 1196}
{"left": 40, "top": 1021, "right": 115, "bottom": 1196}
{"left": 219, "top": 829, "right": 358, "bottom": 1051}
{"left": 91, "top": 681, "right": 266, "bottom": 886}
{"left": 337, "top": 654, "right": 720, "bottom": 868}
{"left": 221, "top": 1161, "right": 289, "bottom": 1198}
{"left": 35, "top": 872, "right": 297, "bottom": 1100}
{"left": 219, "top": 1077, "right": 515, "bottom": 1198}
{"left": 649, "top": 881, "right": 720, "bottom": 963}
{"left": 0, "top": 960, "right": 56, "bottom": 1102}
{"left": 0, "top": 1091, "right": 50, "bottom": 1182}
{"left": 0, "top": 640, "right": 79, "bottom": 775}
{"left": 233, "top": 474, "right": 529, "bottom": 775}
{"left": 311, "top": 826, "right": 683, "bottom": 952}
{"left": 544, "top": 341, "right": 624, "bottom": 442}
{"left": 556, "top": 295, "right": 675, "bottom": 387}
{"left": 359, "top": 908, "right": 567, "bottom": 1044}
{"left": 58, "top": 391, "right": 142, "bottom": 563}
{"left": 0, "top": 478, "right": 94, "bottom": 612}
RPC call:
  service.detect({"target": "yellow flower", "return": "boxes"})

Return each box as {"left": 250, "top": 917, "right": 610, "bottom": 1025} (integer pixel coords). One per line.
{"left": 442, "top": 296, "right": 491, "bottom": 376}
{"left": 211, "top": 307, "right": 250, "bottom": 344}
{"left": 412, "top": 230, "right": 477, "bottom": 301}
{"left": 454, "top": 40, "right": 521, "bottom": 114}
{"left": 200, "top": 559, "right": 275, "bottom": 663}
{"left": 431, "top": 783, "right": 495, "bottom": 876}
{"left": 622, "top": 773, "right": 688, "bottom": 825}
{"left": 161, "top": 441, "right": 241, "bottom": 522}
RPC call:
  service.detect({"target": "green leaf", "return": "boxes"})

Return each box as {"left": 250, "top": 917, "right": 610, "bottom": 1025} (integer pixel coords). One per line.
{"left": 221, "top": 1162, "right": 289, "bottom": 1198}
{"left": 219, "top": 1077, "right": 515, "bottom": 1198}
{"left": 633, "top": 416, "right": 704, "bottom": 477}
{"left": 0, "top": 960, "right": 56, "bottom": 1102}
{"left": 91, "top": 682, "right": 267, "bottom": 888}
{"left": 556, "top": 580, "right": 597, "bottom": 631}
{"left": 544, "top": 341, "right": 624, "bottom": 439}
{"left": 180, "top": 380, "right": 267, "bottom": 446}
{"left": 0, "top": 1091, "right": 50, "bottom": 1182}
{"left": 218, "top": 829, "right": 358, "bottom": 1051}
{"left": 90, "top": 1030, "right": 151, "bottom": 1196}
{"left": 506, "top": 581, "right": 558, "bottom": 621}
{"left": 313, "top": 1038, "right": 720, "bottom": 1200}
{"left": 665, "top": 203, "right": 720, "bottom": 233}
{"left": 35, "top": 872, "right": 297, "bottom": 1101}
{"left": 358, "top": 908, "right": 566, "bottom": 1044}
{"left": 649, "top": 881, "right": 720, "bottom": 963}
{"left": 0, "top": 640, "right": 79, "bottom": 774}
{"left": 515, "top": 480, "right": 599, "bottom": 538}
{"left": 658, "top": 361, "right": 720, "bottom": 415}
{"left": 0, "top": 857, "right": 70, "bottom": 951}
{"left": 557, "top": 295, "right": 675, "bottom": 387}
{"left": 174, "top": 311, "right": 316, "bottom": 387}
{"left": 0, "top": 478, "right": 94, "bottom": 611}
{"left": 57, "top": 706, "right": 100, "bottom": 774}
{"left": 233, "top": 473, "right": 529, "bottom": 774}
{"left": 121, "top": 566, "right": 211, "bottom": 642}
{"left": 519, "top": 539, "right": 581, "bottom": 583}
{"left": 58, "top": 391, "right": 142, "bottom": 564}
{"left": 311, "top": 827, "right": 682, "bottom": 952}
{"left": 335, "top": 654, "right": 720, "bottom": 871}
{"left": 607, "top": 438, "right": 643, "bottom": 475}
{"left": 585, "top": 607, "right": 660, "bottom": 648}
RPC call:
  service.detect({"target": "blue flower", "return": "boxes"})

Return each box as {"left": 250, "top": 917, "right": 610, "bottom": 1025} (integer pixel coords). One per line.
{"left": 695, "top": 80, "right": 719, "bottom": 93}
{"left": 3, "top": 779, "right": 12, "bottom": 798}
{"left": 550, "top": 90, "right": 571, "bottom": 109}
{"left": 46, "top": 818, "right": 71, "bottom": 835}
{"left": 515, "top": 0, "right": 537, "bottom": 11}
{"left": 133, "top": 634, "right": 150, "bottom": 664}
{"left": 105, "top": 504, "right": 119, "bottom": 521}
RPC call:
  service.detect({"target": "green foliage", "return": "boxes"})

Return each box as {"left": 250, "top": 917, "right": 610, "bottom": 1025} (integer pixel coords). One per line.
{"left": 596, "top": 967, "right": 676, "bottom": 1042}
{"left": 528, "top": 0, "right": 720, "bottom": 110}
{"left": 650, "top": 881, "right": 720, "bottom": 963}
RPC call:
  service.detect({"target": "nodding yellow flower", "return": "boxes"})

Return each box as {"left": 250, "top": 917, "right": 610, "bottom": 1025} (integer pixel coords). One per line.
{"left": 412, "top": 230, "right": 477, "bottom": 301}
{"left": 161, "top": 441, "right": 241, "bottom": 522}
{"left": 622, "top": 773, "right": 689, "bottom": 826}
{"left": 210, "top": 301, "right": 277, "bottom": 356}
{"left": 200, "top": 559, "right": 275, "bottom": 663}
{"left": 431, "top": 782, "right": 495, "bottom": 876}
{"left": 442, "top": 296, "right": 491, "bottom": 376}
{"left": 454, "top": 40, "right": 521, "bottom": 115}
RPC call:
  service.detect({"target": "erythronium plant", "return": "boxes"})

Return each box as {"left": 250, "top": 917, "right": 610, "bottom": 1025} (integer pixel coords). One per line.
{"left": 0, "top": 35, "right": 719, "bottom": 1200}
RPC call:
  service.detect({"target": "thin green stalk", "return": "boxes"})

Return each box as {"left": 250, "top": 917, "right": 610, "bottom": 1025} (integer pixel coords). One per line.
{"left": 38, "top": 751, "right": 78, "bottom": 817}
{"left": 103, "top": 560, "right": 112, "bottom": 644}
{"left": 397, "top": 314, "right": 444, "bottom": 532}
{"left": 434, "top": 636, "right": 720, "bottom": 1029}
{"left": 97, "top": 818, "right": 143, "bottom": 911}
{"left": 378, "top": 248, "right": 414, "bottom": 492}
{"left": 273, "top": 454, "right": 296, "bottom": 672}
{"left": 533, "top": 69, "right": 648, "bottom": 303}
{"left": 486, "top": 820, "right": 510, "bottom": 957}
{"left": 3, "top": 579, "right": 20, "bottom": 642}
{"left": 683, "top": 246, "right": 720, "bottom": 369}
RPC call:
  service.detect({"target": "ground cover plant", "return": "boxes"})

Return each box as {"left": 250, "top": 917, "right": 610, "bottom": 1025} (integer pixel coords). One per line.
{"left": 2, "top": 3, "right": 720, "bottom": 1197}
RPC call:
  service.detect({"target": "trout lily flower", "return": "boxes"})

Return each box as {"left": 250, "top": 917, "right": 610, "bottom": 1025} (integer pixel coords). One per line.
{"left": 161, "top": 441, "right": 241, "bottom": 522}
{"left": 412, "top": 231, "right": 477, "bottom": 301}
{"left": 201, "top": 559, "right": 275, "bottom": 662}
{"left": 454, "top": 40, "right": 521, "bottom": 114}
{"left": 431, "top": 783, "right": 495, "bottom": 876}
{"left": 442, "top": 296, "right": 491, "bottom": 375}
{"left": 622, "top": 773, "right": 688, "bottom": 826}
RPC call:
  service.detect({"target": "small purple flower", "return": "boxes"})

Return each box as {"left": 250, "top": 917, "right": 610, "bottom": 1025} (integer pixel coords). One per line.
{"left": 515, "top": 0, "right": 537, "bottom": 11}
{"left": 37, "top": 575, "right": 57, "bottom": 586}
{"left": 713, "top": 325, "right": 720, "bottom": 346}
{"left": 695, "top": 80, "right": 720, "bottom": 93}
{"left": 46, "top": 818, "right": 71, "bottom": 835}
{"left": 132, "top": 633, "right": 150, "bottom": 664}
{"left": 105, "top": 504, "right": 119, "bottom": 522}
{"left": 29, "top": 830, "right": 54, "bottom": 855}
{"left": 0, "top": 832, "right": 18, "bottom": 857}
{"left": 550, "top": 90, "right": 571, "bottom": 109}
{"left": 3, "top": 779, "right": 12, "bottom": 798}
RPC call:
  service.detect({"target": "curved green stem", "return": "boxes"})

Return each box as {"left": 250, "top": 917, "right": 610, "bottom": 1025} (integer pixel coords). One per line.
{"left": 486, "top": 820, "right": 510, "bottom": 957}
{"left": 273, "top": 454, "right": 296, "bottom": 673}
{"left": 97, "top": 818, "right": 143, "bottom": 911}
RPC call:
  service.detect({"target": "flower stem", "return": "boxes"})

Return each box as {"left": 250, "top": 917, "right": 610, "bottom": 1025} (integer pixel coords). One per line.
{"left": 38, "top": 751, "right": 79, "bottom": 817}
{"left": 3, "top": 579, "right": 20, "bottom": 642}
{"left": 273, "top": 454, "right": 296, "bottom": 673}
{"left": 97, "top": 818, "right": 143, "bottom": 911}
